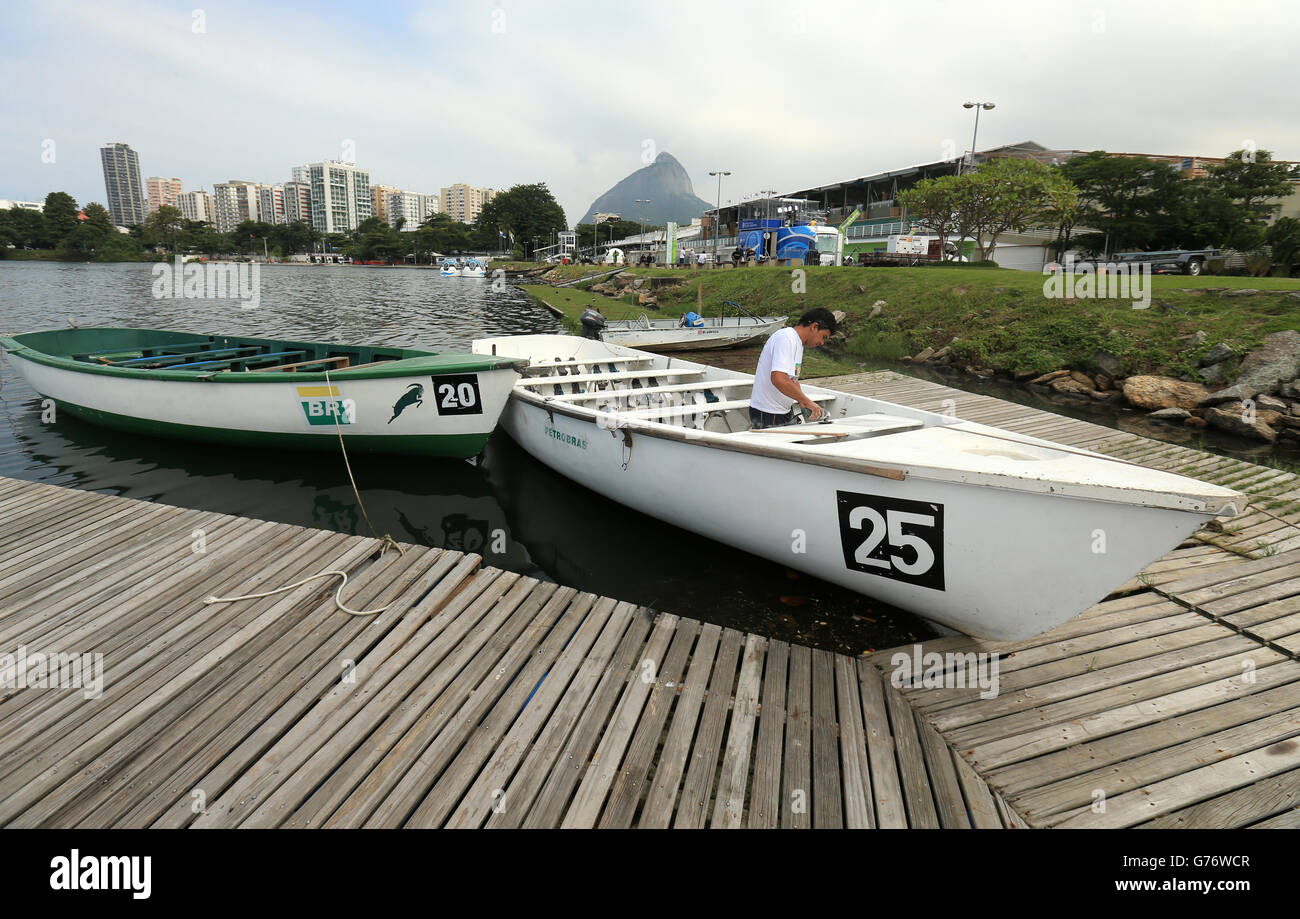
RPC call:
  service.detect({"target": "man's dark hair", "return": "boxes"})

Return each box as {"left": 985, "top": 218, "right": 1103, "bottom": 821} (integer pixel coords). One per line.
{"left": 797, "top": 308, "right": 837, "bottom": 334}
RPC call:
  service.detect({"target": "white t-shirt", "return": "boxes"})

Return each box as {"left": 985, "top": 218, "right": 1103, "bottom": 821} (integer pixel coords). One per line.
{"left": 751, "top": 327, "right": 804, "bottom": 414}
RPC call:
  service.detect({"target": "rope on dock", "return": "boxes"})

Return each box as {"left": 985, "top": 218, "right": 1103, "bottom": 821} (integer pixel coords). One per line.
{"left": 204, "top": 366, "right": 405, "bottom": 617}
{"left": 203, "top": 570, "right": 390, "bottom": 616}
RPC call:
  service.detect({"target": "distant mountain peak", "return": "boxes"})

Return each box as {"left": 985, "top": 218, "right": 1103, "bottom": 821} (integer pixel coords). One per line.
{"left": 579, "top": 152, "right": 713, "bottom": 227}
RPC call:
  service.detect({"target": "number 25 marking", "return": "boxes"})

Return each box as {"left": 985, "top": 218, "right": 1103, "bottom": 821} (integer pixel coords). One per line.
{"left": 848, "top": 507, "right": 936, "bottom": 576}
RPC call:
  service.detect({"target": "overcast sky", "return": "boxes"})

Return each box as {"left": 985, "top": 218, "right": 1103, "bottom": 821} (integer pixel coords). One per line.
{"left": 5, "top": 0, "right": 1298, "bottom": 224}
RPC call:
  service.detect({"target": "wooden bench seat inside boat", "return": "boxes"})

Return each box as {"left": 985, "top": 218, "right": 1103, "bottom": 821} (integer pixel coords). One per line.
{"left": 524, "top": 356, "right": 655, "bottom": 371}
{"left": 169, "top": 350, "right": 308, "bottom": 370}
{"left": 607, "top": 391, "right": 835, "bottom": 423}
{"left": 110, "top": 346, "right": 262, "bottom": 368}
{"left": 250, "top": 355, "right": 352, "bottom": 373}
{"left": 518, "top": 368, "right": 706, "bottom": 388}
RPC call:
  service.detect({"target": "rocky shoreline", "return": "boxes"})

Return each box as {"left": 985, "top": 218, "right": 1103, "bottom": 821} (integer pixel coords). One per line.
{"left": 904, "top": 327, "right": 1300, "bottom": 445}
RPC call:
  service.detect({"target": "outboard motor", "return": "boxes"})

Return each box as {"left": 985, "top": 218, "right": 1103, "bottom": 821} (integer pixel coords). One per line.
{"left": 580, "top": 308, "right": 606, "bottom": 340}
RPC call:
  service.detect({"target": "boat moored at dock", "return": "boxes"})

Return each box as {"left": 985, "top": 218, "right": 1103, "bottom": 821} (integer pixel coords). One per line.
{"left": 2, "top": 328, "right": 524, "bottom": 457}
{"left": 598, "top": 308, "right": 787, "bottom": 352}
{"left": 471, "top": 333, "right": 1245, "bottom": 640}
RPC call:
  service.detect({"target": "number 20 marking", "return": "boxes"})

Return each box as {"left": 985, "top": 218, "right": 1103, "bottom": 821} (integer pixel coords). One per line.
{"left": 439, "top": 382, "right": 478, "bottom": 409}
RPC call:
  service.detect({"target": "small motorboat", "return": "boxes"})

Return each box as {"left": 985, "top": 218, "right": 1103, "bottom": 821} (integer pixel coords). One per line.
{"left": 461, "top": 258, "right": 487, "bottom": 278}
{"left": 3, "top": 328, "right": 524, "bottom": 457}
{"left": 471, "top": 334, "right": 1245, "bottom": 640}
{"left": 598, "top": 301, "right": 787, "bottom": 352}
{"left": 439, "top": 258, "right": 461, "bottom": 277}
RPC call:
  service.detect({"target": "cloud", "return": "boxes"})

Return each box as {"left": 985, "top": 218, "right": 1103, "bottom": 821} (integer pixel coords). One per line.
{"left": 4, "top": 0, "right": 1297, "bottom": 222}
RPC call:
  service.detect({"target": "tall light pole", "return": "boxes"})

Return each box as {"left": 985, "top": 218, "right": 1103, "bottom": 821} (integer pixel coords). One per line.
{"left": 709, "top": 170, "right": 730, "bottom": 261}
{"left": 635, "top": 199, "right": 651, "bottom": 262}
{"left": 958, "top": 101, "right": 995, "bottom": 175}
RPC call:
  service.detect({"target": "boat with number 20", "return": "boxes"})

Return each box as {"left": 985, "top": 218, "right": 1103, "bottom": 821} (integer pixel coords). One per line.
{"left": 2, "top": 327, "right": 523, "bottom": 458}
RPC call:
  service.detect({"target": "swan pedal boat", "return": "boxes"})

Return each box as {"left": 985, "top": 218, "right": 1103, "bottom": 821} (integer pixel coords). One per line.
{"left": 471, "top": 333, "right": 1245, "bottom": 640}
{"left": 2, "top": 328, "right": 524, "bottom": 457}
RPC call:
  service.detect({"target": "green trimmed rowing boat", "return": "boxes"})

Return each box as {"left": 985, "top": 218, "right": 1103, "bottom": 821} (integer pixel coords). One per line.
{"left": 1, "top": 328, "right": 525, "bottom": 457}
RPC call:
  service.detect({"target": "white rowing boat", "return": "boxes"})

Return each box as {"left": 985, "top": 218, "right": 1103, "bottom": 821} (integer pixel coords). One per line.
{"left": 598, "top": 312, "right": 786, "bottom": 352}
{"left": 2, "top": 328, "right": 523, "bottom": 457}
{"left": 471, "top": 333, "right": 1245, "bottom": 640}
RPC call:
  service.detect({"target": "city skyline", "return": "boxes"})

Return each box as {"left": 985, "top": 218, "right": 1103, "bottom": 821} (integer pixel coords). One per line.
{"left": 6, "top": 0, "right": 1300, "bottom": 227}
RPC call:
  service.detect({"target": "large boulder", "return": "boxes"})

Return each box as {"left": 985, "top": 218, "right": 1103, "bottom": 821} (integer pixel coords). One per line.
{"left": 1234, "top": 330, "right": 1300, "bottom": 393}
{"left": 1198, "top": 363, "right": 1227, "bottom": 386}
{"left": 1199, "top": 343, "right": 1237, "bottom": 367}
{"left": 1204, "top": 403, "right": 1279, "bottom": 443}
{"left": 1089, "top": 350, "right": 1124, "bottom": 377}
{"left": 1051, "top": 377, "right": 1094, "bottom": 396}
{"left": 1201, "top": 382, "right": 1258, "bottom": 405}
{"left": 1122, "top": 375, "right": 1210, "bottom": 411}
{"left": 1030, "top": 370, "right": 1071, "bottom": 385}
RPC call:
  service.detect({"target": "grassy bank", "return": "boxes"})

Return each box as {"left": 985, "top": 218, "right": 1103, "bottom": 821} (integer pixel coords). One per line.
{"left": 524, "top": 264, "right": 1300, "bottom": 381}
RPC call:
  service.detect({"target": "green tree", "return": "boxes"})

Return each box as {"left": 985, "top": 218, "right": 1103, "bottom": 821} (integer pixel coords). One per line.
{"left": 0, "top": 207, "right": 49, "bottom": 251}
{"left": 82, "top": 202, "right": 116, "bottom": 239}
{"left": 953, "top": 158, "right": 1077, "bottom": 261}
{"left": 474, "top": 183, "right": 567, "bottom": 251}
{"left": 43, "top": 191, "right": 79, "bottom": 245}
{"left": 268, "top": 220, "right": 319, "bottom": 257}
{"left": 415, "top": 212, "right": 477, "bottom": 255}
{"left": 897, "top": 174, "right": 964, "bottom": 258}
{"left": 141, "top": 205, "right": 184, "bottom": 253}
{"left": 1266, "top": 216, "right": 1300, "bottom": 275}
{"left": 234, "top": 219, "right": 274, "bottom": 256}
{"left": 1207, "top": 149, "right": 1299, "bottom": 249}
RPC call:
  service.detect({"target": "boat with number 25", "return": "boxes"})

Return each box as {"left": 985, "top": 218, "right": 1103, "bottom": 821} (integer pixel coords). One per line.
{"left": 472, "top": 333, "right": 1245, "bottom": 640}
{"left": 1, "top": 327, "right": 523, "bottom": 458}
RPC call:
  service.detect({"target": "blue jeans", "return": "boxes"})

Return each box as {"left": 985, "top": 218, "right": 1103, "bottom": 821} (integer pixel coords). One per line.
{"left": 749, "top": 407, "right": 794, "bottom": 430}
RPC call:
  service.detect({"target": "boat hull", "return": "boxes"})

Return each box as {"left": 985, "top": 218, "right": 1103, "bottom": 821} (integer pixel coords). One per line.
{"left": 497, "top": 396, "right": 1212, "bottom": 640}
{"left": 5, "top": 351, "right": 517, "bottom": 458}
{"left": 600, "top": 318, "right": 785, "bottom": 353}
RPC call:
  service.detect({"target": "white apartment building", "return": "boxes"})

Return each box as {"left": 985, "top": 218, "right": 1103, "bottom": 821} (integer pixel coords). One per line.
{"left": 211, "top": 181, "right": 261, "bottom": 232}
{"left": 440, "top": 183, "right": 493, "bottom": 223}
{"left": 0, "top": 200, "right": 44, "bottom": 212}
{"left": 178, "top": 190, "right": 213, "bottom": 223}
{"left": 283, "top": 181, "right": 312, "bottom": 224}
{"left": 306, "top": 161, "right": 372, "bottom": 234}
{"left": 386, "top": 190, "right": 440, "bottom": 229}
{"left": 257, "top": 184, "right": 285, "bottom": 225}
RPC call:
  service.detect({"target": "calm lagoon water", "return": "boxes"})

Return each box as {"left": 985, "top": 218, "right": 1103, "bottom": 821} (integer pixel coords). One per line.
{"left": 0, "top": 261, "right": 925, "bottom": 654}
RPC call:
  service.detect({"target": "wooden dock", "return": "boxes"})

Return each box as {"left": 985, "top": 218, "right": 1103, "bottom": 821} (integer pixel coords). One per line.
{"left": 0, "top": 474, "right": 1015, "bottom": 828}
{"left": 0, "top": 369, "right": 1296, "bottom": 828}
{"left": 826, "top": 371, "right": 1300, "bottom": 828}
